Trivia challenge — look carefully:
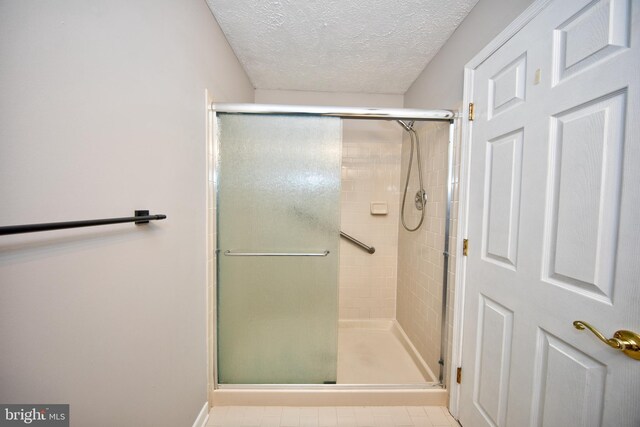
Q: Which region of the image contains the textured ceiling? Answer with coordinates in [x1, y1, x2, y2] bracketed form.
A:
[206, 0, 479, 94]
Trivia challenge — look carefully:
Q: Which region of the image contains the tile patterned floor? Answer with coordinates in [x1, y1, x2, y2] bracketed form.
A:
[206, 406, 459, 427]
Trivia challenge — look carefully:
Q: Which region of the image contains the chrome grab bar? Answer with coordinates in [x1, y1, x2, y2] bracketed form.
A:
[223, 250, 330, 257]
[340, 231, 375, 254]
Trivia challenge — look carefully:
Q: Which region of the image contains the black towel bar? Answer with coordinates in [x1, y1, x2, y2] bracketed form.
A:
[0, 210, 166, 236]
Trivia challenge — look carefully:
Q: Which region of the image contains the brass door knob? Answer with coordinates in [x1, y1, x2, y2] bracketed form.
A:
[573, 321, 640, 360]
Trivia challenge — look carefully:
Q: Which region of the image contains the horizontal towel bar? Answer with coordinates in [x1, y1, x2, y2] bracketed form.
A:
[0, 210, 166, 236]
[223, 250, 330, 257]
[340, 231, 375, 254]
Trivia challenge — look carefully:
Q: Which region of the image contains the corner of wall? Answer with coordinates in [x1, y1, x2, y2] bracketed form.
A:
[402, 0, 535, 110]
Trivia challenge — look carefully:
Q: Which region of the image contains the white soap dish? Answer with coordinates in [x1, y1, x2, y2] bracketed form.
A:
[370, 202, 388, 215]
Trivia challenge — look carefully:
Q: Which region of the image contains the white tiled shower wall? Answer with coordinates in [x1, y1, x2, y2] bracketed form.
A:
[339, 120, 403, 319]
[395, 120, 460, 380]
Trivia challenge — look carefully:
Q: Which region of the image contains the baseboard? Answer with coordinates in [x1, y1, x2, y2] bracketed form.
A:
[192, 402, 209, 427]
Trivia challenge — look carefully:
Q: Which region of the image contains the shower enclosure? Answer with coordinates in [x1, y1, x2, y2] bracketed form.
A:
[211, 104, 455, 393]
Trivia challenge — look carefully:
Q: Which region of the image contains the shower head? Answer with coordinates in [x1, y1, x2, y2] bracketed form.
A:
[397, 120, 414, 132]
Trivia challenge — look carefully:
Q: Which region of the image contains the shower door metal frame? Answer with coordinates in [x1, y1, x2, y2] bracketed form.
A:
[209, 104, 456, 392]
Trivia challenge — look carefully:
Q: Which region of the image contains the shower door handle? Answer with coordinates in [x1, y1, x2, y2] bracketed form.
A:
[223, 250, 330, 257]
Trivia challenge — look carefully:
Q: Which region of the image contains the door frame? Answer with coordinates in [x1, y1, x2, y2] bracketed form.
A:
[449, 0, 554, 417]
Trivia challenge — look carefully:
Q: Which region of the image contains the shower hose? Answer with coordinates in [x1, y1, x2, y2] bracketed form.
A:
[399, 121, 425, 232]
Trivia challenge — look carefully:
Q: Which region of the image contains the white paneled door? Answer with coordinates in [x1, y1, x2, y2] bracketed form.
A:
[459, 0, 639, 426]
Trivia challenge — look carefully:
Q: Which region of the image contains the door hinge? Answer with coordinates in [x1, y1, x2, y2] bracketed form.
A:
[463, 239, 469, 256]
[468, 102, 474, 121]
[456, 367, 462, 384]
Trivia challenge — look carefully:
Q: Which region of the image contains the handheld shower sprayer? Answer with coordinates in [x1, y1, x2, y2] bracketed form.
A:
[397, 120, 426, 232]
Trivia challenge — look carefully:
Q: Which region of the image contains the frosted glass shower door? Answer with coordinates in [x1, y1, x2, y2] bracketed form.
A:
[216, 114, 342, 384]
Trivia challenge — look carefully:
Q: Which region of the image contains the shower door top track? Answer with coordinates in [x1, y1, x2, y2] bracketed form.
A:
[211, 103, 454, 122]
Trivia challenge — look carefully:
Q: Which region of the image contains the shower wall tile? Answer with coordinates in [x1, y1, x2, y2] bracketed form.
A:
[396, 120, 459, 378]
[339, 120, 403, 320]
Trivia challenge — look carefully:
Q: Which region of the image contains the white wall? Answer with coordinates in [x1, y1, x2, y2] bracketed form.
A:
[404, 0, 535, 109]
[0, 1, 253, 426]
[255, 90, 404, 320]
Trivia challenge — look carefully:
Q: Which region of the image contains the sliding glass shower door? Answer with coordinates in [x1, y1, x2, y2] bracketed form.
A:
[216, 114, 342, 384]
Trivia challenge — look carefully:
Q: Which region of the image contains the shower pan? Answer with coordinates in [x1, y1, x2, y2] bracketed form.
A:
[209, 103, 455, 405]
